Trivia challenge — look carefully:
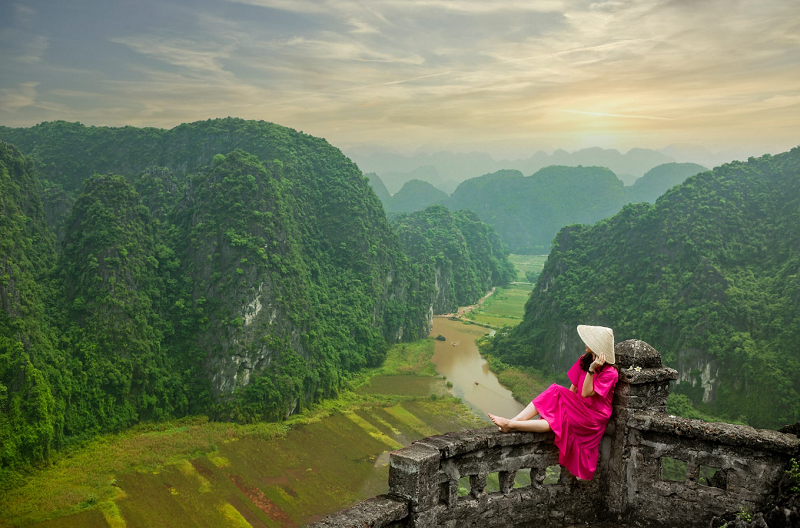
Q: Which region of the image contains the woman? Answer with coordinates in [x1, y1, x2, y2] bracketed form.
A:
[488, 325, 618, 481]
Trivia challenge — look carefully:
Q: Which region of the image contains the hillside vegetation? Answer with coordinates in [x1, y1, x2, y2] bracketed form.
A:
[392, 205, 516, 314]
[485, 148, 800, 428]
[0, 120, 514, 475]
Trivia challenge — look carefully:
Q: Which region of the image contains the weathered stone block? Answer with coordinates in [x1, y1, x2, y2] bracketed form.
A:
[307, 495, 408, 528]
[469, 473, 486, 498]
[615, 339, 663, 368]
[498, 470, 516, 494]
[389, 443, 441, 512]
[406, 507, 439, 528]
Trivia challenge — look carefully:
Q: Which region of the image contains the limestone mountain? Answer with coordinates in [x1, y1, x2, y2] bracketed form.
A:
[0, 120, 430, 467]
[627, 162, 707, 204]
[486, 148, 800, 429]
[348, 147, 676, 192]
[53, 174, 178, 438]
[445, 166, 626, 253]
[364, 172, 391, 205]
[386, 179, 448, 214]
[0, 119, 521, 472]
[391, 205, 516, 314]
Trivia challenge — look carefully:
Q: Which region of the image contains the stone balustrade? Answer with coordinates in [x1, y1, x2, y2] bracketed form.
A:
[310, 340, 800, 528]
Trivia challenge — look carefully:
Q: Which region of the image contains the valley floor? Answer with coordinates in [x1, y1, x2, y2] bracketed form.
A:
[0, 341, 483, 528]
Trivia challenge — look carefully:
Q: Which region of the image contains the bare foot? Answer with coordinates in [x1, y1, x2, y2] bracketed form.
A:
[488, 413, 511, 433]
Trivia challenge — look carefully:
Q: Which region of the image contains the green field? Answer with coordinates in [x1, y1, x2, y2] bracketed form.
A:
[507, 254, 548, 282]
[0, 339, 484, 528]
[466, 283, 534, 328]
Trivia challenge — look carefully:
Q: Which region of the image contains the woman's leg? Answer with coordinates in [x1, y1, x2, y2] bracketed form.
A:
[511, 401, 539, 422]
[487, 413, 552, 433]
[506, 418, 551, 433]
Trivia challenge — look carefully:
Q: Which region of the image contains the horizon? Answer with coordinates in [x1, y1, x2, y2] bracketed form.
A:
[1, 0, 799, 158]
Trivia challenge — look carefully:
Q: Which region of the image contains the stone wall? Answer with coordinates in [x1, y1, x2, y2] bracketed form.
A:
[310, 340, 800, 528]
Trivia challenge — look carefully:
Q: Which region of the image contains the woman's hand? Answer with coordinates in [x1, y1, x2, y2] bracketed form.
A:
[590, 352, 606, 372]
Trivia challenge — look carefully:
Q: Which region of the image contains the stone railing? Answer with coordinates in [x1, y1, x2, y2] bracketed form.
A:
[311, 340, 800, 528]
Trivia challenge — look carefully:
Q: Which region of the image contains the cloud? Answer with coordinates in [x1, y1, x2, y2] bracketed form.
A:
[14, 4, 36, 20]
[222, 0, 567, 14]
[0, 82, 39, 110]
[2, 0, 798, 153]
[0, 29, 49, 64]
[560, 110, 674, 121]
[110, 36, 235, 73]
[275, 36, 425, 64]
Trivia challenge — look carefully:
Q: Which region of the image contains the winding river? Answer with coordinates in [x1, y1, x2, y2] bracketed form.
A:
[430, 317, 524, 420]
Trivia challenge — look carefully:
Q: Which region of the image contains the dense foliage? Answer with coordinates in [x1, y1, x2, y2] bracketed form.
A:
[487, 148, 800, 428]
[53, 174, 181, 438]
[0, 119, 512, 474]
[0, 142, 58, 471]
[392, 205, 516, 314]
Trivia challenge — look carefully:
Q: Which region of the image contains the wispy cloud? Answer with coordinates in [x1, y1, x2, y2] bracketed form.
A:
[1, 0, 797, 153]
[222, 0, 566, 14]
[109, 36, 234, 73]
[561, 110, 674, 121]
[0, 82, 39, 110]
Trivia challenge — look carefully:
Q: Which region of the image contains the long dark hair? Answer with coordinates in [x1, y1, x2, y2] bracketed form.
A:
[580, 352, 618, 373]
[580, 352, 603, 373]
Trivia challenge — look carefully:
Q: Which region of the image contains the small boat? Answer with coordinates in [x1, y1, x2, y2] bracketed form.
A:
[474, 381, 479, 385]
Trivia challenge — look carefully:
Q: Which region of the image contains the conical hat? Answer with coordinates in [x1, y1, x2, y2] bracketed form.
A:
[577, 325, 615, 364]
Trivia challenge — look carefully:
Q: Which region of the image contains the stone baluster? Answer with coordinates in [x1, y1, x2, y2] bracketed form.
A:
[602, 339, 678, 517]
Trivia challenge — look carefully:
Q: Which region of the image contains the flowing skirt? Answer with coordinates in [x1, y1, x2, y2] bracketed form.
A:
[533, 384, 608, 480]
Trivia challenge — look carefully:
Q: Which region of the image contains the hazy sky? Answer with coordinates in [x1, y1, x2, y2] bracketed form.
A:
[1, 0, 798, 156]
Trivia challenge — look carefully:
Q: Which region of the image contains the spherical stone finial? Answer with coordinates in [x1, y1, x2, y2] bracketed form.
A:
[614, 339, 662, 369]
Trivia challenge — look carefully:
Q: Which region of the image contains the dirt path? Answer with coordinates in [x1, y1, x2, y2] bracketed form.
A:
[439, 287, 496, 320]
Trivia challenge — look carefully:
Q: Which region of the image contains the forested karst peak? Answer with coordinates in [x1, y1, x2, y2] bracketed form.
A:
[486, 147, 800, 428]
[391, 205, 516, 314]
[0, 120, 519, 474]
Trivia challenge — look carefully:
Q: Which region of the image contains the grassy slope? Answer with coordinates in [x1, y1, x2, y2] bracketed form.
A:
[0, 340, 483, 528]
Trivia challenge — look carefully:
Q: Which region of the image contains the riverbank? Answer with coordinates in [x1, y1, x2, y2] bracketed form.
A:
[0, 340, 484, 528]
[444, 275, 554, 406]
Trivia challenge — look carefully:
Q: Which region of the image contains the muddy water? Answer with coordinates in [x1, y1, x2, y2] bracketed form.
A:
[431, 317, 524, 420]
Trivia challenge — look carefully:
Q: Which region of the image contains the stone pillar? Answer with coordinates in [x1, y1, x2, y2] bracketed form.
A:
[388, 443, 441, 527]
[600, 339, 678, 517]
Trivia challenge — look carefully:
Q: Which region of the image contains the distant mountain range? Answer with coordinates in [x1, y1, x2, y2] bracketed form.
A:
[348, 145, 755, 195]
[367, 162, 708, 253]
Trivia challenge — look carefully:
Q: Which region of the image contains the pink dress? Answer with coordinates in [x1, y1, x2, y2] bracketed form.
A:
[532, 359, 618, 480]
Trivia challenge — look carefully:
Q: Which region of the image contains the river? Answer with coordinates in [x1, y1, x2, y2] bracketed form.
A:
[430, 317, 525, 420]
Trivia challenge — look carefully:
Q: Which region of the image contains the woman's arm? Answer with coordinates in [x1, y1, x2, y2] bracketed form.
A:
[581, 352, 607, 398]
[581, 371, 596, 398]
[569, 384, 577, 393]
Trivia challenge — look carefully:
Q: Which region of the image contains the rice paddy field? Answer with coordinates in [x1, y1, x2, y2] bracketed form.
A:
[507, 254, 548, 282]
[465, 283, 534, 328]
[0, 340, 485, 528]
